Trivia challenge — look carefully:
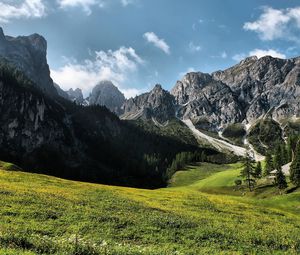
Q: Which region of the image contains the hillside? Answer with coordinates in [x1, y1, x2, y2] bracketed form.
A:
[0, 162, 299, 254]
[0, 60, 224, 188]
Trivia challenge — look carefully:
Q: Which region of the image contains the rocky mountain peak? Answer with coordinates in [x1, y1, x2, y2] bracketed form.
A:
[89, 80, 125, 114]
[240, 55, 258, 65]
[149, 84, 166, 98]
[67, 88, 84, 104]
[0, 28, 57, 96]
[183, 72, 212, 84]
[152, 83, 163, 92]
[147, 84, 173, 103]
[171, 72, 213, 105]
[26, 34, 47, 55]
[121, 84, 175, 122]
[68, 88, 83, 97]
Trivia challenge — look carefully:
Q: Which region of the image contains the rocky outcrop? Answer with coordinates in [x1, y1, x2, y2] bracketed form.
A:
[0, 27, 57, 96]
[0, 62, 196, 187]
[54, 84, 89, 106]
[67, 88, 85, 105]
[167, 56, 300, 130]
[212, 56, 300, 123]
[54, 83, 70, 99]
[122, 84, 175, 123]
[171, 72, 213, 104]
[171, 72, 243, 130]
[89, 81, 125, 114]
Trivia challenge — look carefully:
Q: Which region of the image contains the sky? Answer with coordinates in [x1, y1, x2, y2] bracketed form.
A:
[1, 0, 300, 98]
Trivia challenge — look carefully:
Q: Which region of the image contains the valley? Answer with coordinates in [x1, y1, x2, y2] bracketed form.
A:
[0, 161, 299, 254]
[0, 5, 300, 254]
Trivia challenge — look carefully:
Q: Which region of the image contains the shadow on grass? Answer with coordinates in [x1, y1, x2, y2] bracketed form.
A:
[180, 163, 202, 171]
[286, 186, 299, 194]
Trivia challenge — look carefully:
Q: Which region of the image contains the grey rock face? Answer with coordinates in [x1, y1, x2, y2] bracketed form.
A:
[54, 83, 70, 100]
[89, 81, 125, 114]
[54, 84, 88, 106]
[212, 55, 300, 123]
[67, 88, 85, 105]
[0, 27, 57, 96]
[171, 72, 243, 130]
[171, 72, 213, 104]
[122, 84, 175, 123]
[168, 56, 300, 130]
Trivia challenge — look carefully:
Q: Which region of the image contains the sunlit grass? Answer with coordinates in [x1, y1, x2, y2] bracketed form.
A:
[0, 162, 299, 254]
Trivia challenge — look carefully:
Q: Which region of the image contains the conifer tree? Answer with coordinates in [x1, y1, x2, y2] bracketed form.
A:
[287, 135, 299, 162]
[287, 136, 293, 162]
[280, 144, 288, 165]
[240, 151, 256, 191]
[273, 145, 283, 170]
[264, 152, 273, 176]
[201, 151, 206, 162]
[290, 140, 300, 186]
[276, 167, 287, 193]
[254, 161, 262, 179]
[273, 144, 283, 170]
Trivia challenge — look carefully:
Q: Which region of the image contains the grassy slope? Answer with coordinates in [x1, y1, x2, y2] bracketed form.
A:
[168, 163, 234, 188]
[171, 163, 300, 215]
[0, 163, 300, 254]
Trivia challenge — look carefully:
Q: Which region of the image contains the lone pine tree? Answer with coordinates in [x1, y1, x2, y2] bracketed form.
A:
[264, 152, 273, 177]
[254, 161, 262, 179]
[290, 140, 300, 186]
[276, 167, 288, 193]
[241, 151, 256, 191]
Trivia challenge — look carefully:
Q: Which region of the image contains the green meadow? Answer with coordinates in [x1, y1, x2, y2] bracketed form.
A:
[0, 162, 299, 254]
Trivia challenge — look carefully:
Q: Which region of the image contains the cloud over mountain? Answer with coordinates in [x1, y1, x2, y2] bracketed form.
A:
[51, 46, 144, 98]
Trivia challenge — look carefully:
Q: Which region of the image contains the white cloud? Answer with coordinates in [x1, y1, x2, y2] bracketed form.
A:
[57, 0, 136, 14]
[221, 51, 227, 59]
[211, 51, 227, 59]
[179, 67, 196, 78]
[232, 53, 247, 62]
[249, 49, 286, 59]
[143, 32, 170, 55]
[51, 46, 144, 98]
[243, 6, 300, 41]
[232, 49, 286, 62]
[188, 41, 201, 52]
[0, 0, 47, 23]
[121, 0, 137, 6]
[57, 0, 104, 15]
[120, 88, 145, 98]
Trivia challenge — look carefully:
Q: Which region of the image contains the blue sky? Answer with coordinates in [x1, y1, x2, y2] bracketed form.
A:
[1, 0, 300, 97]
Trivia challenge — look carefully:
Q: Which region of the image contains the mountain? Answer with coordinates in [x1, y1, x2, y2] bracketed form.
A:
[1, 60, 216, 187]
[0, 27, 57, 96]
[54, 83, 88, 105]
[171, 72, 243, 130]
[66, 88, 85, 105]
[120, 55, 300, 157]
[89, 81, 125, 114]
[212, 56, 300, 123]
[54, 82, 70, 99]
[122, 84, 175, 123]
[124, 55, 300, 132]
[0, 28, 225, 188]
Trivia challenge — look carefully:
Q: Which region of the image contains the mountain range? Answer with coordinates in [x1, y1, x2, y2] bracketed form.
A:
[1, 28, 300, 186]
[123, 55, 300, 129]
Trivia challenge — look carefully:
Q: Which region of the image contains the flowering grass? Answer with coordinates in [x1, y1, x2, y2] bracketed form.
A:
[0, 162, 299, 254]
